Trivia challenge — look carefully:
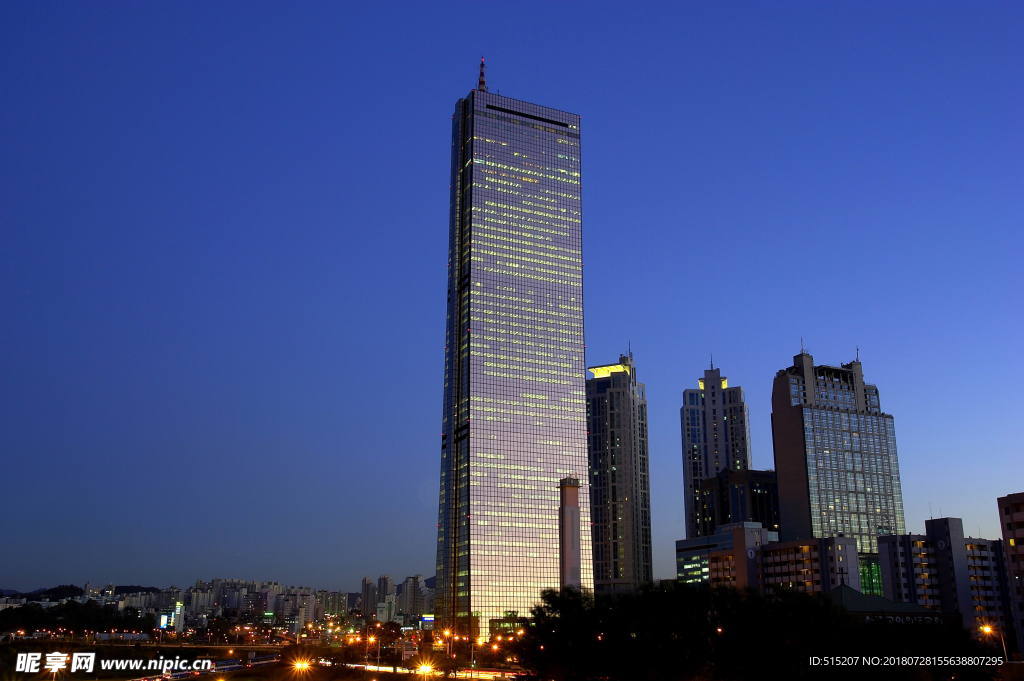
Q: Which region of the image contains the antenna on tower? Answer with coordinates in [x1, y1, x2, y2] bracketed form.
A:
[855, 345, 860, 362]
[710, 352, 714, 370]
[478, 57, 487, 92]
[800, 336, 806, 354]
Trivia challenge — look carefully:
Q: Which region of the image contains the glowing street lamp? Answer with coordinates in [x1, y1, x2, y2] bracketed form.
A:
[979, 624, 1008, 659]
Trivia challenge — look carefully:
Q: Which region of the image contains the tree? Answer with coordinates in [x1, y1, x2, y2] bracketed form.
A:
[513, 583, 997, 681]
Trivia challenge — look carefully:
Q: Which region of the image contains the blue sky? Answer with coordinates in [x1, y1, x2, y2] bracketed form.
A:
[1, 1, 1021, 591]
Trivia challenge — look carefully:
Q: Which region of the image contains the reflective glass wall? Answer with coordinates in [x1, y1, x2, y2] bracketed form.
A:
[437, 90, 592, 635]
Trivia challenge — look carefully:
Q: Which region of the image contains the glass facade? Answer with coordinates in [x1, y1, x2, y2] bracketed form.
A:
[772, 354, 906, 596]
[436, 88, 592, 636]
[801, 404, 905, 554]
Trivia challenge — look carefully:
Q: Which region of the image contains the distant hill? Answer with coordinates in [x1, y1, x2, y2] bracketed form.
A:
[113, 585, 160, 595]
[4, 585, 84, 600]
[34, 585, 84, 600]
[3, 584, 162, 600]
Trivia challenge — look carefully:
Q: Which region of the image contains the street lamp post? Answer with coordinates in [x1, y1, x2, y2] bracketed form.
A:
[980, 624, 1008, 660]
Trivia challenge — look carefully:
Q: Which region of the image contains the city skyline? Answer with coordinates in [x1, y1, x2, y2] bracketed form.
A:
[2, 2, 1022, 592]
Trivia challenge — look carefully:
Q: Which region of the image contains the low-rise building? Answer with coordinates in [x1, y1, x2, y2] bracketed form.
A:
[676, 522, 778, 587]
[878, 517, 1012, 636]
[758, 535, 861, 594]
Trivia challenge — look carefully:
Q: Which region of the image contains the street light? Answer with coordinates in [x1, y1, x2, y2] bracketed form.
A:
[979, 624, 1008, 659]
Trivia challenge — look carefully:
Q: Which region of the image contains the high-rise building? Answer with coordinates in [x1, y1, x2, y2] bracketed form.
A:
[771, 352, 906, 594]
[997, 492, 1024, 653]
[693, 468, 780, 537]
[377, 575, 394, 602]
[398, 576, 424, 617]
[681, 366, 752, 539]
[319, 591, 348, 617]
[586, 355, 652, 593]
[360, 577, 376, 618]
[879, 517, 1012, 635]
[435, 63, 592, 635]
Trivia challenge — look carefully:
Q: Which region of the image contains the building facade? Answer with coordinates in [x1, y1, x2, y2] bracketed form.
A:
[398, 576, 424, 618]
[436, 69, 593, 635]
[694, 468, 780, 537]
[681, 367, 752, 539]
[998, 493, 1024, 653]
[675, 524, 858, 594]
[758, 536, 861, 594]
[771, 352, 906, 594]
[676, 522, 778, 587]
[879, 517, 1012, 636]
[586, 355, 652, 593]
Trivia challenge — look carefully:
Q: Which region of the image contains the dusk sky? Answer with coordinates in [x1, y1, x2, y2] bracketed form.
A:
[2, 1, 1021, 592]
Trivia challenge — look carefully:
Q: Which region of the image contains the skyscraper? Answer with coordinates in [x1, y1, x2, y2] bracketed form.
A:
[586, 355, 653, 593]
[377, 575, 394, 603]
[680, 366, 752, 539]
[359, 577, 376, 618]
[771, 351, 906, 594]
[436, 63, 592, 635]
[398, 575, 424, 618]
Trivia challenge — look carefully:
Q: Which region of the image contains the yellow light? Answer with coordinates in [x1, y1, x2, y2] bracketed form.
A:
[588, 364, 630, 379]
[416, 664, 433, 674]
[491, 644, 499, 651]
[293, 660, 311, 671]
[443, 629, 451, 637]
[980, 625, 993, 634]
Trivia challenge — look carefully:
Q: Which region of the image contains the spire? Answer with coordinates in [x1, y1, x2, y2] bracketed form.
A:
[855, 345, 860, 362]
[800, 336, 806, 354]
[709, 352, 714, 370]
[478, 57, 487, 92]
